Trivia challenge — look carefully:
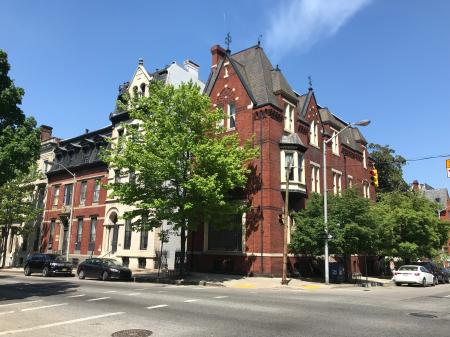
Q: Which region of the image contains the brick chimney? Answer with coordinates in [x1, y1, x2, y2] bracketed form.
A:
[40, 125, 53, 142]
[412, 180, 419, 192]
[211, 45, 226, 67]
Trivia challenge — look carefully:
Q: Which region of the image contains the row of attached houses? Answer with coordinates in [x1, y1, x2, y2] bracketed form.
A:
[2, 43, 374, 276]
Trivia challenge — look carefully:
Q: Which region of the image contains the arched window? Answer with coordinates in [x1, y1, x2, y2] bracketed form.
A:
[140, 83, 146, 97]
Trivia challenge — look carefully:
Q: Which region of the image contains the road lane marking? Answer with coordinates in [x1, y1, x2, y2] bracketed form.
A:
[0, 312, 125, 336]
[444, 295, 450, 298]
[87, 297, 110, 302]
[133, 288, 145, 291]
[67, 294, 85, 298]
[103, 290, 117, 294]
[0, 311, 15, 316]
[0, 300, 42, 307]
[146, 304, 168, 310]
[21, 303, 68, 312]
[213, 296, 228, 299]
[127, 293, 141, 296]
[183, 299, 199, 303]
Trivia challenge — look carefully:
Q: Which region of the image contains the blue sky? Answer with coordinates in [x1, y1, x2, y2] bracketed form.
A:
[1, 0, 450, 189]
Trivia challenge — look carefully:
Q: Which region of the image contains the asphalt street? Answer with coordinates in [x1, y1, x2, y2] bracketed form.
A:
[0, 272, 449, 337]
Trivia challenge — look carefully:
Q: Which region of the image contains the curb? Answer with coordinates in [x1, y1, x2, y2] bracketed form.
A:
[132, 276, 224, 287]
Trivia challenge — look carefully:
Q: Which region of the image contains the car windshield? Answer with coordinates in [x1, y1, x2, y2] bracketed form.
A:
[103, 259, 122, 267]
[398, 266, 418, 271]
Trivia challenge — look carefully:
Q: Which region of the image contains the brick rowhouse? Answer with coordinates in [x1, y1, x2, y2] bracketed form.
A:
[188, 43, 375, 276]
[41, 126, 112, 262]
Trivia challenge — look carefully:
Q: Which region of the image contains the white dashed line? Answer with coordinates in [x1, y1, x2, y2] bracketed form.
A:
[127, 293, 141, 296]
[0, 312, 125, 336]
[444, 295, 450, 298]
[87, 297, 110, 302]
[103, 290, 117, 294]
[0, 311, 15, 316]
[183, 299, 199, 303]
[146, 304, 168, 310]
[213, 296, 228, 299]
[21, 303, 68, 312]
[0, 300, 42, 308]
[67, 294, 85, 298]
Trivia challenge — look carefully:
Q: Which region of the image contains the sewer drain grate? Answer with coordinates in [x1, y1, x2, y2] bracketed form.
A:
[112, 329, 153, 337]
[409, 312, 437, 318]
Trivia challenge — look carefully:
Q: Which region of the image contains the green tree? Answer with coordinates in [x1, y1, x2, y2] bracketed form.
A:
[290, 189, 376, 256]
[371, 191, 449, 263]
[0, 49, 40, 187]
[368, 144, 409, 193]
[103, 81, 258, 275]
[0, 169, 42, 268]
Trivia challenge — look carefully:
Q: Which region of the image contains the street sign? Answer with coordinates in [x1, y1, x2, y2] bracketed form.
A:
[447, 159, 450, 178]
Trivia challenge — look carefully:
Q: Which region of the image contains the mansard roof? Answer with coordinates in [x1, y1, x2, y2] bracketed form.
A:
[47, 125, 112, 176]
[204, 45, 297, 109]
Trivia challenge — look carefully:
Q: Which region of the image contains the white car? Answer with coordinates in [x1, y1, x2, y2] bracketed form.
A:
[393, 265, 436, 287]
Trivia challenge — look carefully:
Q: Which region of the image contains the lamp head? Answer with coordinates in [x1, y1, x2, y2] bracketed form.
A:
[354, 120, 370, 127]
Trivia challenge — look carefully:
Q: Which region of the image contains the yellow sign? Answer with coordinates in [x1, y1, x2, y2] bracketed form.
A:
[447, 159, 450, 178]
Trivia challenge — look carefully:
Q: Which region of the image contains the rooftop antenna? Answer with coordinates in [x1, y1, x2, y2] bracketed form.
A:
[225, 32, 232, 54]
[257, 34, 263, 46]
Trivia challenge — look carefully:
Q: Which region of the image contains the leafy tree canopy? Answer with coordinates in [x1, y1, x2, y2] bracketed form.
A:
[0, 50, 40, 186]
[368, 143, 409, 193]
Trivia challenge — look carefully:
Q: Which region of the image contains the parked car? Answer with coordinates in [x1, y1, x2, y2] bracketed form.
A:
[393, 265, 436, 287]
[414, 261, 443, 284]
[24, 253, 73, 277]
[440, 268, 450, 283]
[77, 258, 132, 281]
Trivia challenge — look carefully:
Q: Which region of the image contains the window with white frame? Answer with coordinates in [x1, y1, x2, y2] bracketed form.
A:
[348, 175, 353, 188]
[363, 181, 370, 199]
[217, 105, 224, 128]
[284, 103, 295, 133]
[332, 170, 342, 195]
[331, 128, 339, 155]
[227, 103, 236, 130]
[281, 150, 305, 184]
[363, 148, 367, 169]
[310, 120, 318, 146]
[311, 163, 320, 193]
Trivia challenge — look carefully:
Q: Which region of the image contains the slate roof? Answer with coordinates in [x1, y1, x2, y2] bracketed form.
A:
[279, 133, 306, 150]
[47, 125, 112, 176]
[422, 188, 449, 210]
[204, 45, 297, 109]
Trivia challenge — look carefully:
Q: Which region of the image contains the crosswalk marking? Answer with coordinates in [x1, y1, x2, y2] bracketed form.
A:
[67, 294, 85, 298]
[127, 293, 141, 296]
[213, 296, 228, 299]
[21, 303, 68, 312]
[183, 299, 199, 303]
[87, 297, 110, 302]
[146, 304, 168, 310]
[103, 290, 117, 294]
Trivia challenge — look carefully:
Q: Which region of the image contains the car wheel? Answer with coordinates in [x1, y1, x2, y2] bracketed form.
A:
[102, 271, 109, 281]
[42, 267, 49, 277]
[78, 270, 85, 279]
[24, 266, 31, 276]
[422, 278, 427, 287]
[395, 282, 402, 286]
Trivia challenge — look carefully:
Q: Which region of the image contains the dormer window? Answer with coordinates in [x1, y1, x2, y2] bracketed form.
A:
[284, 103, 294, 133]
[82, 148, 90, 163]
[310, 120, 319, 146]
[227, 103, 236, 130]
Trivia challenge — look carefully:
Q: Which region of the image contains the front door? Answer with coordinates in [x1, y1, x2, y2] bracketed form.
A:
[61, 221, 69, 256]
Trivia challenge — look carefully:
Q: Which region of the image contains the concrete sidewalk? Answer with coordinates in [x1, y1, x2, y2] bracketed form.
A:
[0, 267, 394, 289]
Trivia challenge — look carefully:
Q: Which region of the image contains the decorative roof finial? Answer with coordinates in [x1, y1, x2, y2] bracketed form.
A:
[138, 58, 144, 66]
[308, 75, 313, 90]
[257, 34, 263, 46]
[225, 32, 232, 54]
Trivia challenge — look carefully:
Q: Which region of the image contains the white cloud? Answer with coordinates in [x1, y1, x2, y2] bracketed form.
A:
[265, 0, 372, 61]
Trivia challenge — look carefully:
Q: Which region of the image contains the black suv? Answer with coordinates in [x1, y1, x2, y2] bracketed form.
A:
[77, 258, 132, 281]
[414, 261, 444, 284]
[24, 253, 73, 277]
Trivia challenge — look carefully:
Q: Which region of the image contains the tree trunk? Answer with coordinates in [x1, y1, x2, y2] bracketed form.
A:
[179, 227, 186, 277]
[1, 226, 10, 269]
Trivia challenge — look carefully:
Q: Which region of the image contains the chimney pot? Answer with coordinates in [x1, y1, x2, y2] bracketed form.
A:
[40, 125, 53, 142]
[138, 58, 144, 66]
[211, 44, 227, 67]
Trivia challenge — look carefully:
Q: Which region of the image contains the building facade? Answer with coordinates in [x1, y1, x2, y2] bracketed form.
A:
[188, 44, 375, 276]
[41, 126, 111, 264]
[104, 58, 205, 270]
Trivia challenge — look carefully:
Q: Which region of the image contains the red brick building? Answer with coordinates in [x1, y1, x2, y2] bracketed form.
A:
[41, 126, 112, 262]
[188, 44, 374, 276]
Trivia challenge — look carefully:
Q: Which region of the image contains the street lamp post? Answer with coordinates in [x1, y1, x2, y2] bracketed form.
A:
[45, 160, 76, 261]
[281, 155, 294, 285]
[323, 120, 370, 284]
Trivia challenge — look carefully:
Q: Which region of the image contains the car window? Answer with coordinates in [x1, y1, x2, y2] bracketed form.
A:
[32, 254, 42, 261]
[398, 266, 418, 271]
[420, 267, 428, 273]
[102, 259, 122, 267]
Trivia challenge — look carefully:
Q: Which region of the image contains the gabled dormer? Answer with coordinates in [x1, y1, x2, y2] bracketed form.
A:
[298, 87, 321, 148]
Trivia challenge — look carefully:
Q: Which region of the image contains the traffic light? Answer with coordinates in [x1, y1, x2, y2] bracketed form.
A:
[370, 168, 379, 187]
[278, 213, 284, 225]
